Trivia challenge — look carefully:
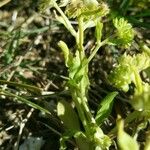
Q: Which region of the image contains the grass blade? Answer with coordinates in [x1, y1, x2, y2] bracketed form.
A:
[0, 90, 51, 115]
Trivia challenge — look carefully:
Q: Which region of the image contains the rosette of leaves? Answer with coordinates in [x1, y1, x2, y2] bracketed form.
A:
[108, 51, 150, 92]
[110, 18, 134, 48]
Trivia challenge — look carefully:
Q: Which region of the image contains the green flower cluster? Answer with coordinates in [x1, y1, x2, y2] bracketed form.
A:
[108, 52, 150, 92]
[108, 54, 134, 92]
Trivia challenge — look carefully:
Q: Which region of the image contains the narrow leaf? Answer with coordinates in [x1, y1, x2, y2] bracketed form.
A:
[0, 90, 51, 115]
[0, 80, 42, 94]
[95, 92, 118, 125]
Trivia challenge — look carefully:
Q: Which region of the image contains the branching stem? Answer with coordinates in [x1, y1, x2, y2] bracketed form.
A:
[54, 2, 77, 37]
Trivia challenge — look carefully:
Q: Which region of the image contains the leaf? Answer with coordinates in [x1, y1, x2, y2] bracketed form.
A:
[57, 100, 80, 130]
[0, 90, 51, 115]
[58, 40, 73, 67]
[95, 92, 118, 125]
[0, 80, 41, 94]
[117, 117, 139, 150]
[60, 130, 91, 150]
[54, 13, 68, 29]
[113, 17, 134, 47]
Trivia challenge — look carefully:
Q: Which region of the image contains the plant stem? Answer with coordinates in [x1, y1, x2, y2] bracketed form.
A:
[87, 39, 108, 63]
[71, 89, 89, 132]
[53, 2, 77, 37]
[77, 16, 97, 132]
[132, 67, 143, 94]
[78, 16, 84, 60]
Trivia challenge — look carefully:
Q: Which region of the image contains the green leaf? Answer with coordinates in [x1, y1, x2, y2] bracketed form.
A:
[0, 80, 41, 94]
[57, 99, 80, 130]
[0, 90, 51, 115]
[117, 118, 139, 150]
[113, 17, 134, 47]
[95, 92, 118, 125]
[58, 40, 73, 67]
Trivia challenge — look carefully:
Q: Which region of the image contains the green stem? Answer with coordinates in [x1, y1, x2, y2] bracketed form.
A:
[80, 94, 96, 124]
[77, 16, 95, 131]
[87, 39, 108, 63]
[73, 39, 108, 79]
[71, 90, 89, 132]
[78, 16, 84, 60]
[53, 2, 77, 37]
[132, 67, 143, 94]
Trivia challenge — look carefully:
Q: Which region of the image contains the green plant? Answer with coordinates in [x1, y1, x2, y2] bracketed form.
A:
[1, 0, 149, 149]
[38, 0, 138, 149]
